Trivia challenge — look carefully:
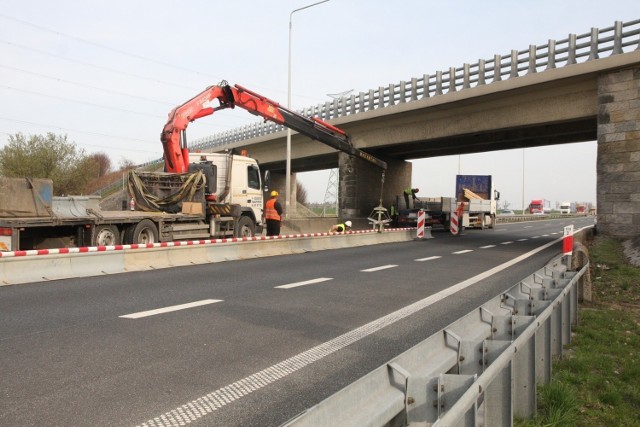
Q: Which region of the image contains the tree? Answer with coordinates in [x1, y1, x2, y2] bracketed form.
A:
[88, 152, 112, 177]
[0, 133, 97, 195]
[296, 181, 308, 206]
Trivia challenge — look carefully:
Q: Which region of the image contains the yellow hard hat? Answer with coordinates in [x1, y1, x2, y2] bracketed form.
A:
[270, 190, 279, 197]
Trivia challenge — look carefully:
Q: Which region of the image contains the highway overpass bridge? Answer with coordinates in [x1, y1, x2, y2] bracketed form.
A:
[187, 20, 640, 238]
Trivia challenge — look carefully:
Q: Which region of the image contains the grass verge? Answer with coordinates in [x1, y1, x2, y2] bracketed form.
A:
[517, 236, 640, 426]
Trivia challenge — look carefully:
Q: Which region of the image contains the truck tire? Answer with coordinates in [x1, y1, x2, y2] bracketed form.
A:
[489, 214, 496, 229]
[125, 219, 158, 245]
[93, 225, 120, 247]
[234, 216, 255, 238]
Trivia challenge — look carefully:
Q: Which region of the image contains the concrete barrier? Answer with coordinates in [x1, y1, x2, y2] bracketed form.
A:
[0, 230, 414, 286]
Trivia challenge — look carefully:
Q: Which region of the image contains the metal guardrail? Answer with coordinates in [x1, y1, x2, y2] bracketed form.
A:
[281, 254, 587, 426]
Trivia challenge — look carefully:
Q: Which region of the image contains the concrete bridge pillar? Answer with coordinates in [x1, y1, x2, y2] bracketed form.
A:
[338, 153, 411, 219]
[597, 67, 640, 238]
[267, 172, 297, 217]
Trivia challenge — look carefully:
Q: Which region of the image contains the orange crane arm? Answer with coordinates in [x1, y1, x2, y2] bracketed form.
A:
[160, 81, 387, 173]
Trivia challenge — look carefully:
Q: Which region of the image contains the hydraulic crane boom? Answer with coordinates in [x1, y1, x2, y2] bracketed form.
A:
[161, 81, 387, 174]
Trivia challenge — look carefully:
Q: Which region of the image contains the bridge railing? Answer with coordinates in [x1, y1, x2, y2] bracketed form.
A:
[188, 19, 639, 153]
[96, 19, 639, 197]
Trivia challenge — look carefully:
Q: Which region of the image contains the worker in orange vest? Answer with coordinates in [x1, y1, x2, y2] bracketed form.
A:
[265, 190, 283, 236]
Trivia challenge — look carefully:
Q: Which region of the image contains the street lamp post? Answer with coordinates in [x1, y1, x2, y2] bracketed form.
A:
[286, 0, 330, 219]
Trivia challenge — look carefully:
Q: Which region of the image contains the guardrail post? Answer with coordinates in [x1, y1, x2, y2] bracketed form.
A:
[527, 45, 537, 74]
[588, 27, 600, 60]
[483, 361, 512, 426]
[463, 63, 471, 89]
[546, 39, 556, 69]
[493, 54, 502, 82]
[438, 373, 477, 425]
[422, 74, 430, 98]
[368, 89, 375, 110]
[399, 81, 406, 104]
[448, 67, 457, 92]
[567, 33, 577, 64]
[513, 336, 537, 418]
[510, 50, 519, 78]
[535, 315, 553, 385]
[477, 59, 486, 85]
[612, 21, 623, 54]
[410, 77, 418, 101]
[435, 71, 443, 95]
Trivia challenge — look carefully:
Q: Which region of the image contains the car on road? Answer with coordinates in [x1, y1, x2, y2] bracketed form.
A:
[498, 209, 515, 216]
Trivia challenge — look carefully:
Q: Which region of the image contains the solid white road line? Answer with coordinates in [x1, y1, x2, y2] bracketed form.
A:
[415, 256, 442, 262]
[275, 278, 333, 289]
[361, 265, 398, 272]
[452, 250, 473, 254]
[120, 299, 222, 319]
[137, 235, 565, 427]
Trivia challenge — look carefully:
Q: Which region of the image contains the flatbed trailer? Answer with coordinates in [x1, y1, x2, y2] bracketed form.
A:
[397, 197, 456, 230]
[0, 177, 254, 252]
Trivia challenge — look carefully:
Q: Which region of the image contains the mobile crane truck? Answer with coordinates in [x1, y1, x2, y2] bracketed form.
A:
[0, 81, 387, 251]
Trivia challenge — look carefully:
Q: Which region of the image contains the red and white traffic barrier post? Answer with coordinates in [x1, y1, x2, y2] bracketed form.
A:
[450, 203, 465, 236]
[415, 209, 432, 240]
[563, 224, 574, 267]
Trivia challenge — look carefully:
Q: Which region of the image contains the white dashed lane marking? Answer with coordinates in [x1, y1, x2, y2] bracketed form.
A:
[480, 245, 496, 249]
[415, 256, 442, 262]
[361, 265, 398, 272]
[119, 299, 222, 319]
[275, 278, 333, 289]
[137, 236, 564, 427]
[500, 241, 514, 245]
[452, 250, 473, 254]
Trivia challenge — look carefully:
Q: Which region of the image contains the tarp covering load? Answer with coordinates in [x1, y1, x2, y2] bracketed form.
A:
[0, 177, 53, 218]
[455, 175, 492, 202]
[127, 170, 205, 213]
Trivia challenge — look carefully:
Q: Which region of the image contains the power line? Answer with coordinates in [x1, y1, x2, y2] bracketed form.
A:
[0, 116, 158, 152]
[0, 12, 222, 81]
[1, 85, 163, 119]
[0, 13, 325, 104]
[0, 38, 195, 90]
[0, 63, 174, 106]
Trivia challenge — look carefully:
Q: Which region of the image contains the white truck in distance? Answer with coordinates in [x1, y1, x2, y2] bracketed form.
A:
[560, 202, 573, 214]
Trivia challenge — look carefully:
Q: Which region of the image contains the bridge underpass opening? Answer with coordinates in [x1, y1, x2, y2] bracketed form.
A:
[295, 142, 596, 216]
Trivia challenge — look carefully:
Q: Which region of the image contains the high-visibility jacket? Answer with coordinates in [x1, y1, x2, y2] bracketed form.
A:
[265, 198, 281, 221]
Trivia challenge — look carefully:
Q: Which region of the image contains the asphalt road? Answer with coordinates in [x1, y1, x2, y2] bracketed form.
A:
[0, 217, 595, 427]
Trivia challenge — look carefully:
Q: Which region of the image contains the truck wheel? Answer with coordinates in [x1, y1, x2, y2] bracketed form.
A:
[93, 225, 120, 246]
[234, 216, 255, 238]
[126, 219, 158, 245]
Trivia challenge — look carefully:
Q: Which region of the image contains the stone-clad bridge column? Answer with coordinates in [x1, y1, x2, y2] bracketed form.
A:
[597, 67, 640, 238]
[338, 153, 411, 219]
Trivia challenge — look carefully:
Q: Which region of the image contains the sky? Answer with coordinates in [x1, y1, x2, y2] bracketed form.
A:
[0, 1, 637, 210]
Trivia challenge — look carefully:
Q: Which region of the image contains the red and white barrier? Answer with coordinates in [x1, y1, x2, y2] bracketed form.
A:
[563, 224, 574, 255]
[417, 210, 425, 239]
[450, 211, 459, 235]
